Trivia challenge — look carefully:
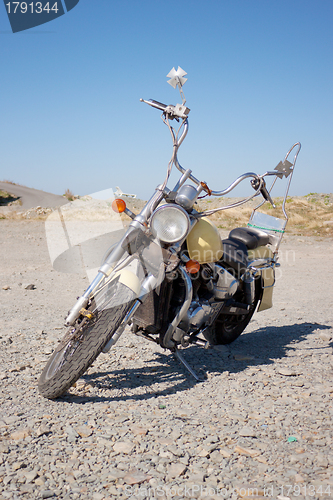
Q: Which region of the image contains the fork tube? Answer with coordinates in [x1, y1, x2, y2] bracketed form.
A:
[162, 265, 193, 348]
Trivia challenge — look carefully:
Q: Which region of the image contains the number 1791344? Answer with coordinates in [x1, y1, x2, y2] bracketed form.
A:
[5, 2, 59, 14]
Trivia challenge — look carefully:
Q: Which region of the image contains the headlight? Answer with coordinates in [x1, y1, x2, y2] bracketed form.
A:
[150, 204, 190, 244]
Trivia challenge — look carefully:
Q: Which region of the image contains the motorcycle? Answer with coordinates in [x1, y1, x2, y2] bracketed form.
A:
[38, 67, 301, 399]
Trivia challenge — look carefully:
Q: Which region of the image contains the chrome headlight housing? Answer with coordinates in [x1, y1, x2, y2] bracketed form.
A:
[150, 204, 190, 244]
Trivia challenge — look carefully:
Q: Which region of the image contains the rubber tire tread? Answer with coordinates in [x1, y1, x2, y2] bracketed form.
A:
[209, 281, 262, 345]
[38, 284, 134, 399]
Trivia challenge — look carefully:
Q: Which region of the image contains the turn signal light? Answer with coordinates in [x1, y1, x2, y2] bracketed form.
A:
[112, 198, 126, 213]
[186, 259, 200, 274]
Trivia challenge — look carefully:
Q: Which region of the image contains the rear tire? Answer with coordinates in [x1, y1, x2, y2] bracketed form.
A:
[38, 282, 135, 399]
[207, 281, 262, 345]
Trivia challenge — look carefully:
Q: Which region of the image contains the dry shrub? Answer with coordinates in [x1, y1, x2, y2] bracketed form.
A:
[63, 189, 75, 201]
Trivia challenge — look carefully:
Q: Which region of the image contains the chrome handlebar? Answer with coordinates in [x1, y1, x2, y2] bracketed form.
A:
[141, 97, 297, 212]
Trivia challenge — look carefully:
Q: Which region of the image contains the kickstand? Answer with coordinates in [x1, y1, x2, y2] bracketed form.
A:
[173, 347, 205, 382]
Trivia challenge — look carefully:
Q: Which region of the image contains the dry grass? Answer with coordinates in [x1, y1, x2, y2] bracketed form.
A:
[0, 189, 332, 237]
[196, 195, 333, 238]
[63, 188, 75, 201]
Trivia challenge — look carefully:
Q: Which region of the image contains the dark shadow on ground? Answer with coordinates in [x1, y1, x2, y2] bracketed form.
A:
[59, 321, 332, 405]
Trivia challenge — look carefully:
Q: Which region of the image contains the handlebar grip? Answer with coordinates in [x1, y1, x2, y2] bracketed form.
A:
[140, 99, 168, 112]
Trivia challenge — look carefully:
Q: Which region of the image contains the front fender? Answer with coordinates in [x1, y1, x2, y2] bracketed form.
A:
[113, 269, 141, 296]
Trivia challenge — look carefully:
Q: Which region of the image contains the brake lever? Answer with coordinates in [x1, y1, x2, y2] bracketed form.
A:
[140, 99, 190, 120]
[251, 178, 276, 208]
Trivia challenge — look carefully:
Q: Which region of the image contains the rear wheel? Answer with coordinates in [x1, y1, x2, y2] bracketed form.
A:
[207, 281, 262, 345]
[38, 282, 135, 399]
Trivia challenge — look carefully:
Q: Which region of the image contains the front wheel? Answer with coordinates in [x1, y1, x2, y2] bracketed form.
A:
[38, 282, 135, 399]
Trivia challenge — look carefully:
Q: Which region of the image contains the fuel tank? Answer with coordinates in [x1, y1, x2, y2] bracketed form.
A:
[186, 217, 223, 264]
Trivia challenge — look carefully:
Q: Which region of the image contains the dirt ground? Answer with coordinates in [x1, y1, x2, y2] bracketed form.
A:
[1, 218, 333, 499]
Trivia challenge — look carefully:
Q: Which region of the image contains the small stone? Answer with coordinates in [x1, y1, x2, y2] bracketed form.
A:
[277, 367, 298, 376]
[234, 445, 261, 457]
[92, 494, 104, 500]
[113, 441, 134, 454]
[167, 463, 187, 478]
[35, 477, 46, 486]
[106, 469, 126, 481]
[12, 462, 26, 471]
[41, 491, 55, 499]
[168, 444, 184, 457]
[24, 284, 36, 290]
[198, 449, 210, 457]
[0, 443, 9, 453]
[75, 378, 90, 389]
[10, 428, 32, 440]
[36, 424, 51, 437]
[234, 354, 255, 361]
[319, 332, 332, 341]
[239, 427, 257, 438]
[316, 453, 329, 467]
[256, 456, 268, 464]
[2, 285, 10, 290]
[187, 472, 205, 483]
[209, 450, 222, 464]
[25, 470, 38, 482]
[75, 425, 93, 438]
[130, 425, 148, 436]
[158, 437, 173, 446]
[219, 448, 232, 458]
[290, 380, 304, 387]
[123, 470, 152, 485]
[65, 426, 79, 438]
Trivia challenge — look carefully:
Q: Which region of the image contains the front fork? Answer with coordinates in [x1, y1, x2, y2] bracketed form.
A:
[102, 263, 194, 353]
[65, 188, 165, 326]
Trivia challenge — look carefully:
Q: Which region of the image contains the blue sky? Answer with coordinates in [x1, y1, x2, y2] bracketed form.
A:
[1, 0, 332, 200]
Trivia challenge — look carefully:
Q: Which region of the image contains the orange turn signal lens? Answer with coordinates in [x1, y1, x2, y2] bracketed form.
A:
[186, 259, 200, 274]
[112, 198, 126, 213]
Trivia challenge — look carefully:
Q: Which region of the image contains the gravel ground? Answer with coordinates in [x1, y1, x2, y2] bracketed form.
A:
[1, 220, 333, 500]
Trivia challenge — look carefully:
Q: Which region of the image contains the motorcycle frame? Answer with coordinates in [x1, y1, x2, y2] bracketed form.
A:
[65, 107, 300, 347]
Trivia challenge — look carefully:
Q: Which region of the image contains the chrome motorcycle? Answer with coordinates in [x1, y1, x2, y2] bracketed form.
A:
[39, 67, 301, 399]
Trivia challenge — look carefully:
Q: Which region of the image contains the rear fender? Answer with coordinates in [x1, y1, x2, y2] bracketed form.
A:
[248, 246, 275, 312]
[257, 270, 274, 311]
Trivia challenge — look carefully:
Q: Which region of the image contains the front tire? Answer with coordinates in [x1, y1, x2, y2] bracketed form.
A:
[38, 282, 135, 399]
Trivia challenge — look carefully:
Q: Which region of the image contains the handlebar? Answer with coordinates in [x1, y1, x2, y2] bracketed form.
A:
[140, 99, 168, 112]
[141, 95, 299, 216]
[140, 98, 190, 120]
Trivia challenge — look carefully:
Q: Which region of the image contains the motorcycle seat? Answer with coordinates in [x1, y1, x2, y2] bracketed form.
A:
[221, 238, 248, 275]
[228, 227, 270, 250]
